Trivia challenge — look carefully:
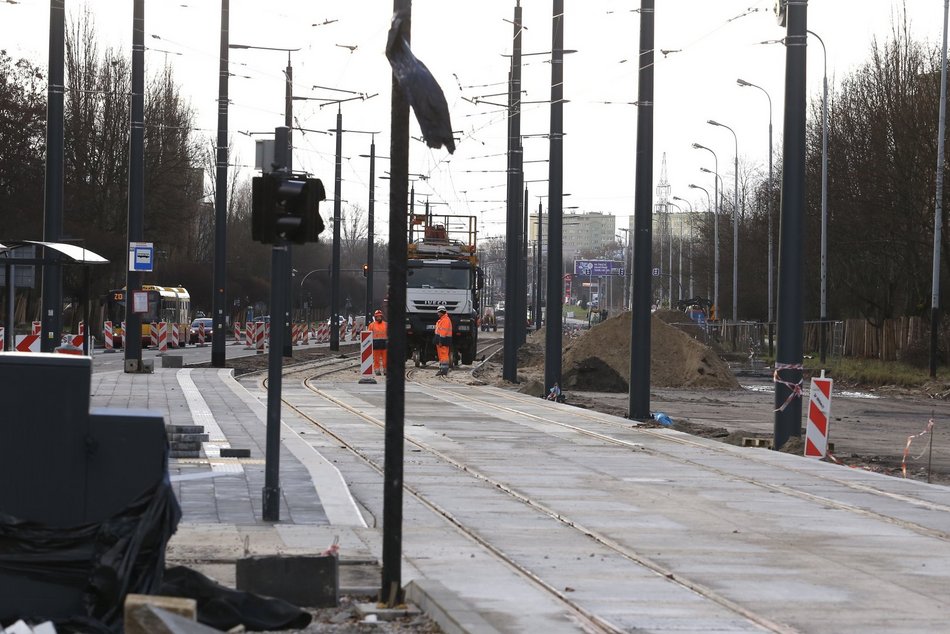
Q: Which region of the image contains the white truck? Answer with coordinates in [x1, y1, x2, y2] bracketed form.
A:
[406, 215, 483, 366]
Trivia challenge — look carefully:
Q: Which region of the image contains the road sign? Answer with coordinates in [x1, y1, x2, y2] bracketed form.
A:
[652, 267, 660, 277]
[128, 242, 154, 272]
[574, 260, 625, 276]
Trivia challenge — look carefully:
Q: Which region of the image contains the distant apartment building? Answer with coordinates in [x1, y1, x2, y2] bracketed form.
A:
[529, 211, 617, 256]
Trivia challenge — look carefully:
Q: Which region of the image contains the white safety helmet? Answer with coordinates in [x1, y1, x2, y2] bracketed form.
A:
[436, 305, 447, 313]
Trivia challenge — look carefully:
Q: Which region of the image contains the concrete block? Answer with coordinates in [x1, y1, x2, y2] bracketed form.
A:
[220, 448, 251, 458]
[126, 605, 220, 634]
[236, 554, 338, 608]
[141, 358, 154, 373]
[124, 595, 196, 634]
[162, 355, 183, 368]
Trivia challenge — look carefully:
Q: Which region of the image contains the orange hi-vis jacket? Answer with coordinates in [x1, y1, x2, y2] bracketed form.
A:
[368, 319, 387, 349]
[434, 313, 452, 346]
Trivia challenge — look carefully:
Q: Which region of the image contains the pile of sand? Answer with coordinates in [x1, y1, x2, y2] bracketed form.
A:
[555, 311, 739, 392]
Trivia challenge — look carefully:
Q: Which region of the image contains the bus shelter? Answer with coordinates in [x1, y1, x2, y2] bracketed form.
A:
[0, 240, 109, 354]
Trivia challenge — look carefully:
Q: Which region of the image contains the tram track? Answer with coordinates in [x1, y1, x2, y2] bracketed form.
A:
[427, 385, 950, 541]
[284, 373, 794, 634]
[246, 337, 946, 630]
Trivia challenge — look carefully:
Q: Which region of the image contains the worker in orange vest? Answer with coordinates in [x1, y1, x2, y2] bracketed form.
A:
[434, 305, 453, 376]
[368, 309, 388, 375]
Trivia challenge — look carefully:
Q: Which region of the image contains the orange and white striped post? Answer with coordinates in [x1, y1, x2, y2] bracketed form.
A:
[358, 331, 377, 384]
[171, 322, 180, 348]
[197, 322, 206, 346]
[233, 321, 242, 344]
[805, 372, 833, 458]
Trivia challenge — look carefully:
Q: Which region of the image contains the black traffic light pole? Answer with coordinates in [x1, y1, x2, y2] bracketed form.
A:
[123, 0, 144, 366]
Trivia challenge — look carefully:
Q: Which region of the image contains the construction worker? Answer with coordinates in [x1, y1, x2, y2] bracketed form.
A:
[434, 305, 452, 376]
[368, 309, 388, 375]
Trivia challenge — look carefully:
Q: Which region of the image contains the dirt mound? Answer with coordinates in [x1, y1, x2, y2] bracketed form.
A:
[561, 311, 739, 391]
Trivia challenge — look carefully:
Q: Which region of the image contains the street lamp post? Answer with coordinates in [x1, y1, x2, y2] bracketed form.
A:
[691, 143, 719, 319]
[689, 184, 712, 302]
[707, 119, 739, 325]
[668, 201, 684, 301]
[672, 196, 693, 298]
[737, 78, 775, 355]
[807, 30, 830, 363]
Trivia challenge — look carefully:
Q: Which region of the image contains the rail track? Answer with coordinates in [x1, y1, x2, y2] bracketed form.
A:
[246, 336, 948, 631]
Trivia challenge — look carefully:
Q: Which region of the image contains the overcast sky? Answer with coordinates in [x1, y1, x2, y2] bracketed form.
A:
[2, 1, 946, 240]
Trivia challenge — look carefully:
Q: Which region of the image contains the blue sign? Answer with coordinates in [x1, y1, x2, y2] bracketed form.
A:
[573, 259, 625, 276]
[128, 242, 154, 272]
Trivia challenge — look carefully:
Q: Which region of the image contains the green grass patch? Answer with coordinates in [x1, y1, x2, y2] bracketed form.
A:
[803, 357, 942, 387]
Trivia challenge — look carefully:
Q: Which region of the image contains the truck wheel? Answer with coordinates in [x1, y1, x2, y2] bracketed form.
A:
[461, 347, 475, 365]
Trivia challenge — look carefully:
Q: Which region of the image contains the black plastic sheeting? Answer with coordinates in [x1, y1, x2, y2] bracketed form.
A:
[161, 566, 312, 631]
[0, 475, 181, 633]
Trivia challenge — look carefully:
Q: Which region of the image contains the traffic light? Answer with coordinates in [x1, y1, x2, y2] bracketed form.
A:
[252, 173, 327, 245]
[362, 264, 369, 278]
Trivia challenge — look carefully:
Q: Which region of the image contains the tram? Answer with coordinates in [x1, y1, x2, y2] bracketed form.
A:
[103, 285, 191, 347]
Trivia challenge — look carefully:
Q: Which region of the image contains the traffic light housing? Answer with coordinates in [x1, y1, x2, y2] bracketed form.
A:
[252, 173, 327, 244]
[362, 264, 369, 278]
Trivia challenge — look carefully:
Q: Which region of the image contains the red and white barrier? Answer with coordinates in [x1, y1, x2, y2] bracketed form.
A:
[31, 321, 41, 335]
[256, 322, 266, 353]
[301, 322, 309, 345]
[104, 321, 114, 351]
[197, 322, 207, 346]
[805, 373, 833, 458]
[15, 334, 40, 352]
[150, 322, 158, 348]
[158, 322, 168, 354]
[315, 322, 329, 343]
[0, 326, 4, 350]
[245, 321, 255, 349]
[233, 322, 242, 344]
[119, 322, 126, 348]
[171, 323, 180, 348]
[358, 331, 376, 384]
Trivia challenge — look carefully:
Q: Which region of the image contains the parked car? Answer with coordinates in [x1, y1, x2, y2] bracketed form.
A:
[189, 317, 213, 341]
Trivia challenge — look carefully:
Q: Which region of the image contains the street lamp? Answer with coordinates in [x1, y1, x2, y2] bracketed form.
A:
[672, 196, 693, 298]
[689, 184, 714, 304]
[668, 201, 684, 301]
[707, 119, 739, 324]
[737, 77, 775, 346]
[807, 30, 830, 362]
[692, 143, 719, 319]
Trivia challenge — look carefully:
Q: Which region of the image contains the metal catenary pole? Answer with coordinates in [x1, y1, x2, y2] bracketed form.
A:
[503, 1, 523, 382]
[211, 1, 230, 367]
[629, 0, 654, 421]
[544, 0, 565, 393]
[123, 0, 144, 365]
[330, 107, 343, 351]
[931, 0, 949, 378]
[774, 0, 808, 449]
